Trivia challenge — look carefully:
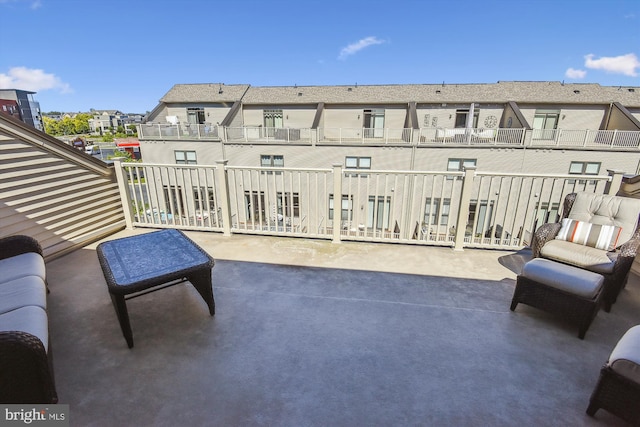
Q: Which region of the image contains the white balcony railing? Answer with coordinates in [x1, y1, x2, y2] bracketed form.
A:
[114, 160, 620, 251]
[138, 123, 220, 140]
[138, 124, 640, 150]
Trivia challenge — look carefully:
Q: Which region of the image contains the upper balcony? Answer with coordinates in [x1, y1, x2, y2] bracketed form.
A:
[138, 124, 640, 150]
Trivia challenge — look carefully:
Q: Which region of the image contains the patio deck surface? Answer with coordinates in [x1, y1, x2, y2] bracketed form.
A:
[45, 229, 640, 426]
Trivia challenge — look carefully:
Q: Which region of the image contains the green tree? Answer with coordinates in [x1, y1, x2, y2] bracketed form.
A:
[109, 149, 132, 161]
[43, 116, 60, 135]
[102, 132, 114, 142]
[127, 124, 138, 136]
[58, 116, 75, 135]
[73, 113, 91, 134]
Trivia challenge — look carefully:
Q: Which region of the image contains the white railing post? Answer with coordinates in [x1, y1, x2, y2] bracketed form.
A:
[612, 129, 618, 147]
[583, 130, 589, 147]
[112, 158, 134, 229]
[197, 124, 201, 139]
[605, 169, 625, 195]
[215, 160, 233, 236]
[453, 166, 476, 251]
[332, 163, 343, 243]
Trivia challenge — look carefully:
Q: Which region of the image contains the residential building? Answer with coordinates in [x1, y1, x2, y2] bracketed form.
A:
[88, 109, 144, 134]
[0, 99, 21, 120]
[0, 89, 43, 131]
[88, 109, 125, 134]
[139, 81, 640, 177]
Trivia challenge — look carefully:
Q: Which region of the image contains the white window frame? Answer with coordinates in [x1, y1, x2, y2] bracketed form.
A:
[175, 150, 197, 165]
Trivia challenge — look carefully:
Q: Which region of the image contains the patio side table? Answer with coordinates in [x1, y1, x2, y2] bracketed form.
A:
[97, 229, 215, 348]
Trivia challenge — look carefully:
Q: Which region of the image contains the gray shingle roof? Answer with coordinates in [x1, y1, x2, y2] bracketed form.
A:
[242, 82, 640, 106]
[160, 83, 250, 103]
[159, 82, 640, 106]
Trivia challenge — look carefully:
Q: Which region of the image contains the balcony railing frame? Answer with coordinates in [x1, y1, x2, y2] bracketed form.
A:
[138, 125, 640, 150]
[114, 159, 623, 251]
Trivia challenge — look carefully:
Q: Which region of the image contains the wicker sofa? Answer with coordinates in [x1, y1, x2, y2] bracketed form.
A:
[0, 235, 57, 403]
[532, 192, 640, 312]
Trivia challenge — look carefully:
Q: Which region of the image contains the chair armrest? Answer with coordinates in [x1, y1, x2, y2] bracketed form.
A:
[531, 222, 562, 258]
[0, 235, 43, 261]
[612, 237, 640, 277]
[0, 331, 57, 403]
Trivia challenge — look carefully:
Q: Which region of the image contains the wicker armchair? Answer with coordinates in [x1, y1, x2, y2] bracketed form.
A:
[0, 235, 58, 403]
[532, 192, 640, 312]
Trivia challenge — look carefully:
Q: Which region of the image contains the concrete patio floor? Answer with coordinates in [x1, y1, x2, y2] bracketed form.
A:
[45, 229, 640, 426]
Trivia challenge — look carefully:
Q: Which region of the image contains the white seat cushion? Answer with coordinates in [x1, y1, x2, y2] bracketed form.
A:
[609, 325, 640, 384]
[0, 252, 46, 285]
[522, 258, 604, 299]
[540, 240, 616, 274]
[0, 306, 48, 351]
[0, 275, 47, 315]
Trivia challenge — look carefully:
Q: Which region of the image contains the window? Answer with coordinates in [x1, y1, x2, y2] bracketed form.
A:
[261, 155, 284, 174]
[175, 150, 197, 165]
[277, 192, 300, 217]
[455, 109, 479, 128]
[448, 158, 477, 172]
[260, 154, 284, 168]
[424, 198, 451, 226]
[363, 109, 385, 138]
[532, 110, 560, 139]
[329, 195, 353, 221]
[534, 202, 560, 227]
[187, 107, 206, 124]
[345, 156, 371, 177]
[569, 161, 600, 175]
[263, 109, 283, 137]
[245, 191, 266, 220]
[193, 187, 215, 211]
[163, 186, 184, 214]
[569, 161, 600, 184]
[368, 196, 391, 230]
[468, 200, 494, 237]
[447, 158, 476, 179]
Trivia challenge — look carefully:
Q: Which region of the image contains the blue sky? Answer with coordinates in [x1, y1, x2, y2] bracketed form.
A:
[0, 0, 638, 113]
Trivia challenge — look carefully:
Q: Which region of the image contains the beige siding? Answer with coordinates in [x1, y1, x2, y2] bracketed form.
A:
[559, 106, 606, 130]
[0, 137, 125, 259]
[324, 107, 367, 129]
[519, 105, 606, 130]
[140, 139, 640, 175]
[139, 141, 225, 165]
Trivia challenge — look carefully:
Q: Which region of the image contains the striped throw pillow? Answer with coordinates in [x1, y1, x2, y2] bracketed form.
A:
[555, 219, 622, 251]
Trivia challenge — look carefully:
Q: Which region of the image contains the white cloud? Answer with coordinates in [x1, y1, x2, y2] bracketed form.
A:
[584, 53, 640, 77]
[0, 0, 42, 8]
[565, 68, 587, 79]
[0, 67, 72, 93]
[339, 36, 385, 60]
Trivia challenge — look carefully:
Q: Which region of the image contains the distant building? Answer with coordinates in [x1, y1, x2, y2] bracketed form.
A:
[87, 109, 143, 135]
[0, 99, 21, 120]
[0, 89, 43, 131]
